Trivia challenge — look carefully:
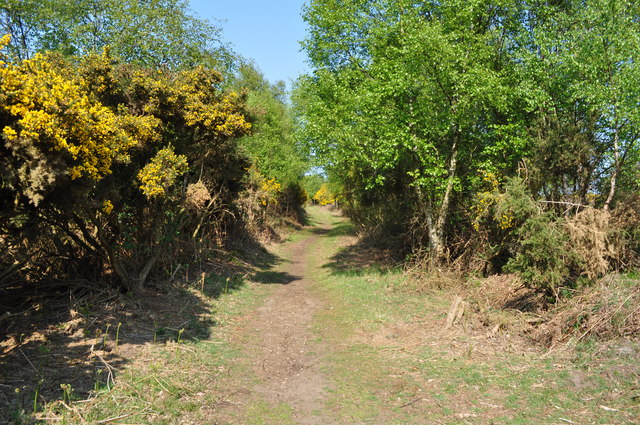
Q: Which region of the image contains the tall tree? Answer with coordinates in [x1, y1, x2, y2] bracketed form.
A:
[233, 63, 308, 187]
[515, 0, 640, 208]
[299, 0, 525, 257]
[0, 0, 235, 71]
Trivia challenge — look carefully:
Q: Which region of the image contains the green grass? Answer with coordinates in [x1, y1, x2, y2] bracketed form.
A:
[244, 401, 296, 425]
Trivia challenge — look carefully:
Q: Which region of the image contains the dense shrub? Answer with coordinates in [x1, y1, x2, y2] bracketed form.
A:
[296, 0, 640, 295]
[0, 42, 251, 291]
[505, 213, 577, 296]
[278, 182, 308, 216]
[312, 184, 335, 206]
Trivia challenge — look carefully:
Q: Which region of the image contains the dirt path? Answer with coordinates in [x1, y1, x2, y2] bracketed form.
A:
[229, 220, 336, 424]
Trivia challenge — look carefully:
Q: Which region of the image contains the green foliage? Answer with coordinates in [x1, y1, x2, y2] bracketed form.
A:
[0, 0, 235, 72]
[297, 0, 531, 256]
[473, 176, 539, 233]
[496, 178, 540, 226]
[302, 173, 326, 200]
[234, 64, 307, 188]
[278, 182, 308, 212]
[297, 0, 640, 276]
[230, 64, 309, 225]
[505, 213, 576, 295]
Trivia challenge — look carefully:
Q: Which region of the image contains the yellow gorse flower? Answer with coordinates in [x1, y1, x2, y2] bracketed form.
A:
[472, 171, 514, 231]
[0, 35, 159, 186]
[102, 200, 114, 214]
[138, 146, 189, 198]
[313, 184, 335, 206]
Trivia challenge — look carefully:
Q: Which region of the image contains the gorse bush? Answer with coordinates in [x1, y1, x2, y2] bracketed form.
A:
[0, 39, 252, 291]
[473, 177, 635, 296]
[312, 184, 335, 206]
[0, 36, 156, 205]
[505, 213, 577, 296]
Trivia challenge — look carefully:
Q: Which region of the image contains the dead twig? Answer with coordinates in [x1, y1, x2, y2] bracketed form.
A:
[19, 349, 42, 378]
[399, 396, 425, 408]
[96, 412, 136, 424]
[154, 377, 176, 396]
[93, 352, 116, 389]
[576, 292, 635, 342]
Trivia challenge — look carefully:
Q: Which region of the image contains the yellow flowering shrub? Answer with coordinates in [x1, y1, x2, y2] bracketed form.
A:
[246, 166, 281, 206]
[472, 172, 520, 231]
[0, 34, 253, 291]
[260, 178, 282, 205]
[180, 67, 252, 136]
[126, 65, 251, 139]
[0, 35, 159, 204]
[313, 184, 336, 206]
[138, 147, 189, 198]
[472, 172, 499, 231]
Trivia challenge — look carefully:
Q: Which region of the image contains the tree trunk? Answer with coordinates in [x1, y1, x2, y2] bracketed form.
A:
[424, 198, 438, 254]
[106, 247, 160, 293]
[603, 120, 620, 211]
[431, 129, 460, 261]
[94, 220, 160, 293]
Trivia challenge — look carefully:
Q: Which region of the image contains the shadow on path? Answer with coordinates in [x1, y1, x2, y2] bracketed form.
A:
[251, 270, 301, 285]
[0, 225, 292, 422]
[320, 222, 403, 277]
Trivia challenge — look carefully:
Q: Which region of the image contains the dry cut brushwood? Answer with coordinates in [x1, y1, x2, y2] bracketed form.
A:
[565, 208, 613, 280]
[532, 275, 640, 346]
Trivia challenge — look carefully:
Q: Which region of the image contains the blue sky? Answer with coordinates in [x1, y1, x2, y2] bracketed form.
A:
[188, 0, 310, 86]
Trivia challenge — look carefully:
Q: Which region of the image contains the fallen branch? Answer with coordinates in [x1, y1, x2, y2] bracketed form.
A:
[445, 295, 466, 329]
[538, 200, 592, 209]
[19, 349, 42, 378]
[93, 352, 116, 389]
